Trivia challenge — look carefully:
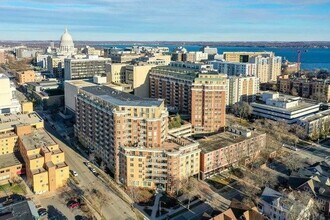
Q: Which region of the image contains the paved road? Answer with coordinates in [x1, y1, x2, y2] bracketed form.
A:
[44, 120, 136, 220]
[295, 143, 329, 160]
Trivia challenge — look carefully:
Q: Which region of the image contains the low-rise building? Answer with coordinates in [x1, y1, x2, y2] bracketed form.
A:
[278, 77, 330, 102]
[168, 122, 192, 138]
[298, 109, 330, 137]
[0, 112, 69, 193]
[212, 200, 265, 220]
[258, 187, 314, 220]
[199, 127, 266, 179]
[17, 70, 37, 85]
[18, 126, 69, 194]
[251, 92, 320, 124]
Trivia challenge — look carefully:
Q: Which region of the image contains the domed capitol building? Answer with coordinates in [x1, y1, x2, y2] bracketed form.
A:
[59, 28, 75, 55]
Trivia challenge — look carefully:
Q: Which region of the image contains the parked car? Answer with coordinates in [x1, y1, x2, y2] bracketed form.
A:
[67, 200, 80, 209]
[70, 170, 78, 177]
[38, 208, 47, 216]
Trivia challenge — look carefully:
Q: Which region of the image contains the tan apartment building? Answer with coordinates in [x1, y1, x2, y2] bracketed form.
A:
[17, 70, 36, 84]
[149, 64, 227, 134]
[226, 76, 260, 106]
[74, 85, 168, 183]
[119, 135, 200, 190]
[0, 112, 69, 193]
[106, 63, 127, 83]
[199, 127, 266, 179]
[18, 126, 69, 194]
[125, 64, 157, 98]
[223, 52, 275, 63]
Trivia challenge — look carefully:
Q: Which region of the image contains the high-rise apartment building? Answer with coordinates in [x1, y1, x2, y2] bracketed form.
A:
[149, 63, 227, 134]
[183, 51, 208, 62]
[222, 52, 282, 83]
[226, 76, 260, 106]
[64, 56, 111, 80]
[210, 61, 257, 77]
[74, 86, 168, 182]
[223, 52, 274, 63]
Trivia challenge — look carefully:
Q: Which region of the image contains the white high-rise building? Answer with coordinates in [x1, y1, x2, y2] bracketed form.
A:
[0, 74, 21, 114]
[210, 60, 257, 77]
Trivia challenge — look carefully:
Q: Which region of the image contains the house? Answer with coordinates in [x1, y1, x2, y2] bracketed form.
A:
[212, 200, 265, 220]
[258, 187, 313, 220]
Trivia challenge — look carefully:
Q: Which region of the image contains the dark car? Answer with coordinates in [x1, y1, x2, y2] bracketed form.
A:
[67, 200, 80, 209]
[38, 208, 47, 216]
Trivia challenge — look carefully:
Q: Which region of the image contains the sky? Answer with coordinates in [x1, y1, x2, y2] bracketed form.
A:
[0, 0, 330, 41]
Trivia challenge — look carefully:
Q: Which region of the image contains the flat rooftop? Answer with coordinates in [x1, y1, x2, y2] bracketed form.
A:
[65, 79, 96, 87]
[21, 129, 56, 151]
[81, 86, 163, 107]
[0, 113, 43, 132]
[199, 130, 264, 153]
[252, 101, 319, 113]
[0, 153, 23, 169]
[301, 109, 330, 122]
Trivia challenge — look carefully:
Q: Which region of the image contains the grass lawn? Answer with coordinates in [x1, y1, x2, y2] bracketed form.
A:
[206, 175, 234, 189]
[0, 183, 27, 195]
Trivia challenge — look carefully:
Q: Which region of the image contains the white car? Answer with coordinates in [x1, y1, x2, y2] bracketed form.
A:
[70, 170, 78, 177]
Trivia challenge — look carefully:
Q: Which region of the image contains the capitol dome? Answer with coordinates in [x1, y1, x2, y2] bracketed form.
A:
[59, 28, 75, 54]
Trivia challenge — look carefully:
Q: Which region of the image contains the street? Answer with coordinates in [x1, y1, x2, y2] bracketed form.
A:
[43, 119, 136, 220]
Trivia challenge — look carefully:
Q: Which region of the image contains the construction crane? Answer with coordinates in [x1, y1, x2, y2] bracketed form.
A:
[297, 49, 307, 72]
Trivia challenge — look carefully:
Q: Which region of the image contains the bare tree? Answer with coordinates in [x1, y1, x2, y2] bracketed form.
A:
[181, 177, 199, 209]
[100, 161, 106, 172]
[88, 153, 95, 163]
[291, 87, 299, 96]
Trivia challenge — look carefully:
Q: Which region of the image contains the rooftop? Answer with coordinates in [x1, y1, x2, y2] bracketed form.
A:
[0, 113, 43, 132]
[65, 79, 95, 87]
[0, 153, 23, 169]
[199, 129, 264, 153]
[21, 129, 56, 151]
[81, 85, 163, 107]
[151, 66, 221, 82]
[300, 109, 330, 122]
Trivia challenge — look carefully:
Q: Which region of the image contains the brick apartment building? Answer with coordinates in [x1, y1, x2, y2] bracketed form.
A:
[74, 85, 201, 190]
[278, 75, 330, 102]
[199, 127, 266, 179]
[149, 63, 227, 134]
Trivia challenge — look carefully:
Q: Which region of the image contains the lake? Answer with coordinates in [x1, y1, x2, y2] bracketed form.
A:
[100, 44, 330, 70]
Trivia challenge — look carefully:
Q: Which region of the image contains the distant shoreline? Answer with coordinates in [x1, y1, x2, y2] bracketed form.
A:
[1, 41, 330, 49]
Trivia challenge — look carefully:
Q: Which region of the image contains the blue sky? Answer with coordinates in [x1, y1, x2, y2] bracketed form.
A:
[0, 0, 329, 41]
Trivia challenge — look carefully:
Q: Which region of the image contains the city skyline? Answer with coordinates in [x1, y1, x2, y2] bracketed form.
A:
[0, 0, 330, 41]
